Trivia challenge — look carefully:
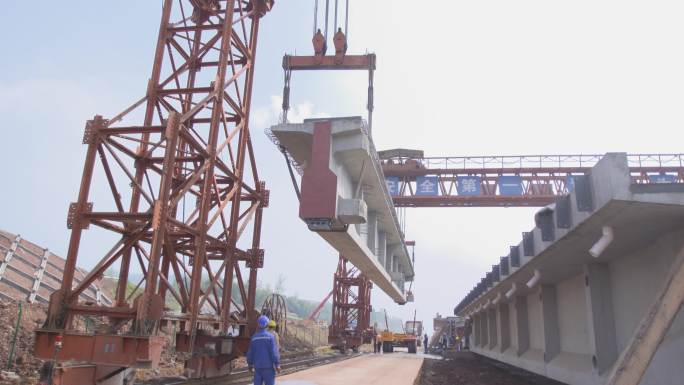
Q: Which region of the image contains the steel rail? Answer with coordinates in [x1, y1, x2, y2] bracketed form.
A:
[150, 352, 363, 385]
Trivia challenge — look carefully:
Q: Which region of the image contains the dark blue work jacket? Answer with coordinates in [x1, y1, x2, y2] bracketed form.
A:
[246, 329, 280, 369]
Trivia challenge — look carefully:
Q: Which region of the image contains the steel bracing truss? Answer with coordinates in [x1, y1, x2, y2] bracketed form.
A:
[382, 154, 684, 207]
[328, 256, 373, 352]
[35, 0, 273, 380]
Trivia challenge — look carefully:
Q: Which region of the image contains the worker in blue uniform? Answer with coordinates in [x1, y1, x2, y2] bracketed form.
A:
[247, 315, 281, 385]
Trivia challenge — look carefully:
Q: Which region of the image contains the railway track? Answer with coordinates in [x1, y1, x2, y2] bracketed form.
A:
[145, 352, 362, 385]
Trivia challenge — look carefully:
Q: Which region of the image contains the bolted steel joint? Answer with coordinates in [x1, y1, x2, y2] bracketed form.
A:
[67, 202, 93, 229]
[83, 115, 107, 145]
[246, 248, 264, 269]
[259, 181, 270, 207]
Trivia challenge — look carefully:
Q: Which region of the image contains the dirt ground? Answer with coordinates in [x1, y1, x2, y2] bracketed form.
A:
[0, 297, 330, 384]
[0, 300, 47, 383]
[419, 351, 566, 385]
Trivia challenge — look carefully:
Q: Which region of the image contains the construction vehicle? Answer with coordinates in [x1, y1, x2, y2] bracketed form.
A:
[378, 310, 421, 353]
[406, 320, 424, 346]
[378, 310, 395, 352]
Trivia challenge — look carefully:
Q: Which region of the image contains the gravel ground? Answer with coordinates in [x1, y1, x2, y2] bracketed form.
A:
[419, 351, 567, 385]
[0, 301, 47, 382]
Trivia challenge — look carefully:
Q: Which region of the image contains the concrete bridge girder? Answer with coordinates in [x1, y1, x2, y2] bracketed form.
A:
[270, 117, 413, 303]
[458, 153, 684, 385]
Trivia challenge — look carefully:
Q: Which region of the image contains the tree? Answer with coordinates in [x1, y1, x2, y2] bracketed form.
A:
[274, 274, 286, 294]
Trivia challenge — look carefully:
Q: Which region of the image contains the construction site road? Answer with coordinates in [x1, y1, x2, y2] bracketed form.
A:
[278, 351, 425, 385]
[143, 352, 361, 385]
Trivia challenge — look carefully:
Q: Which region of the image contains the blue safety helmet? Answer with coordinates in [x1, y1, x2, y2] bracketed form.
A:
[257, 315, 269, 328]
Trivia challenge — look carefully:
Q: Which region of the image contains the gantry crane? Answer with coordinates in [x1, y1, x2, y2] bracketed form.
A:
[34, 1, 273, 383]
[381, 151, 684, 207]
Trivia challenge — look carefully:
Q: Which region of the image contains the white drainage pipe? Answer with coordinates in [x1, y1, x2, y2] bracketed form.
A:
[505, 283, 518, 299]
[589, 226, 614, 258]
[526, 269, 541, 289]
[492, 293, 502, 306]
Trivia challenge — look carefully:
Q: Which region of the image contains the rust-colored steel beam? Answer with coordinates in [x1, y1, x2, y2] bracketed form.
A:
[328, 256, 373, 352]
[382, 154, 684, 207]
[283, 54, 376, 71]
[392, 195, 559, 208]
[280, 28, 376, 130]
[36, 0, 273, 381]
[307, 290, 333, 321]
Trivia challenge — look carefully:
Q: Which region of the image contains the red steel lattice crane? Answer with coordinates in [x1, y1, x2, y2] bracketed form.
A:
[34, 0, 273, 382]
[381, 152, 684, 207]
[328, 258, 374, 352]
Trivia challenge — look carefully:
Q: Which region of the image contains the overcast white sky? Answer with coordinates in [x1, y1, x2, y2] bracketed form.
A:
[1, 0, 683, 333]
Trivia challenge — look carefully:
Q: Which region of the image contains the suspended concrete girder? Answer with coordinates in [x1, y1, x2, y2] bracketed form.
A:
[270, 117, 413, 304]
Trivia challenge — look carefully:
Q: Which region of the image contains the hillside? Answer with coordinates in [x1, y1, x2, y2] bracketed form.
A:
[103, 270, 406, 330]
[253, 283, 405, 331]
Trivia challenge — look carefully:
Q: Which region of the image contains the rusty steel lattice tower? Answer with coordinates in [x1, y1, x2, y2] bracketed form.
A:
[35, 0, 273, 381]
[328, 256, 373, 352]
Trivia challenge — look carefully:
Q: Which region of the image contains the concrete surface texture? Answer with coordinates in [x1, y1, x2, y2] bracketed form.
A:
[270, 117, 413, 304]
[278, 353, 425, 385]
[454, 153, 684, 385]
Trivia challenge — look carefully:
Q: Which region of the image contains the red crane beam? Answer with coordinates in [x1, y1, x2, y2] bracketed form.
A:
[382, 154, 684, 207]
[307, 290, 333, 322]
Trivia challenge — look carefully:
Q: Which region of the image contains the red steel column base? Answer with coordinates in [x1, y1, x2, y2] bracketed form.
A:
[45, 364, 131, 385]
[175, 332, 251, 378]
[34, 330, 164, 368]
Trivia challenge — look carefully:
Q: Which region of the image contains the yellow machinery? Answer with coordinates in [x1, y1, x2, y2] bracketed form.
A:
[379, 310, 421, 353]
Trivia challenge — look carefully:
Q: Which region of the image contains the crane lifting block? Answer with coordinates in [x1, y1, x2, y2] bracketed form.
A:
[283, 54, 375, 71]
[270, 117, 413, 304]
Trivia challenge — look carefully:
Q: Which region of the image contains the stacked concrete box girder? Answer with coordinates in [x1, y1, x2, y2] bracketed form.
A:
[270, 117, 413, 304]
[0, 229, 112, 306]
[455, 153, 684, 385]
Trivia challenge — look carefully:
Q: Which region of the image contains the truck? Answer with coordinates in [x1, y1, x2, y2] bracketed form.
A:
[378, 310, 422, 353]
[405, 320, 424, 345]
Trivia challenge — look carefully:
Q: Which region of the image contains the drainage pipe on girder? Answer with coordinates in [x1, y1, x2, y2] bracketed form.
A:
[492, 293, 502, 306]
[589, 226, 614, 258]
[505, 283, 518, 299]
[526, 269, 541, 289]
